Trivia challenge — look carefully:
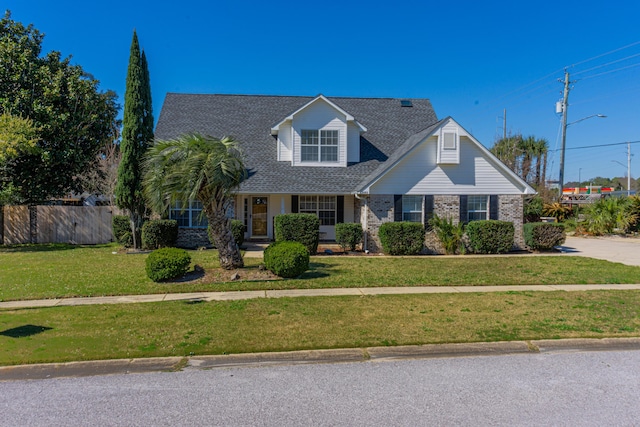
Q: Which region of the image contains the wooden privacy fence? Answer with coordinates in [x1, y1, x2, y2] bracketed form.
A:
[1, 205, 115, 245]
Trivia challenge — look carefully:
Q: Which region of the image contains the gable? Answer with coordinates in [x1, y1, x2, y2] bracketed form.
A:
[358, 117, 535, 195]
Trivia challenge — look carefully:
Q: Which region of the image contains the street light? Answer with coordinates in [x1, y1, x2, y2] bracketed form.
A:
[558, 114, 606, 194]
[611, 159, 631, 196]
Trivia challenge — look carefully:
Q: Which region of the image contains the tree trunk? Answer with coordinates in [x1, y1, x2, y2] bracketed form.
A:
[208, 211, 244, 270]
[129, 211, 144, 250]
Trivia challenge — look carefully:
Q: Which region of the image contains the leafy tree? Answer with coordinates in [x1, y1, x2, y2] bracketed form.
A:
[115, 30, 153, 249]
[144, 133, 246, 270]
[0, 11, 119, 202]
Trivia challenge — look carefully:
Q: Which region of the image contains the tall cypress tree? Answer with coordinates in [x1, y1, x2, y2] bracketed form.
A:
[115, 30, 152, 249]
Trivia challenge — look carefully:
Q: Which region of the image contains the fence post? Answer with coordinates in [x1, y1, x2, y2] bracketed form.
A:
[29, 205, 37, 244]
[0, 205, 4, 245]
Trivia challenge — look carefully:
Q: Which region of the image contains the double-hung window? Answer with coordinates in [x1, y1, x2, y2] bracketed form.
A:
[467, 195, 488, 221]
[169, 200, 208, 228]
[402, 195, 422, 222]
[301, 130, 338, 162]
[299, 195, 336, 225]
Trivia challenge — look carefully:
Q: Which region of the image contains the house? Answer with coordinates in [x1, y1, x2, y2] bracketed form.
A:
[154, 94, 536, 251]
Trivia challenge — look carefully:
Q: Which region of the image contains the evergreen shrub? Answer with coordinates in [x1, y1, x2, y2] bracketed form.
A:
[112, 215, 133, 247]
[466, 220, 514, 254]
[524, 222, 566, 251]
[145, 247, 191, 282]
[263, 241, 310, 278]
[142, 219, 178, 250]
[274, 213, 320, 254]
[378, 222, 425, 255]
[335, 223, 363, 251]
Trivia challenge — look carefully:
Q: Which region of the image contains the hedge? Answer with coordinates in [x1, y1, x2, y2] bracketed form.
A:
[524, 222, 566, 251]
[142, 220, 178, 250]
[378, 222, 425, 255]
[335, 223, 363, 251]
[263, 241, 310, 278]
[466, 220, 514, 254]
[112, 215, 133, 248]
[274, 213, 320, 254]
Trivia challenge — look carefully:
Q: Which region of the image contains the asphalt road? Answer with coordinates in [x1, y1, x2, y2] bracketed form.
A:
[1, 349, 639, 426]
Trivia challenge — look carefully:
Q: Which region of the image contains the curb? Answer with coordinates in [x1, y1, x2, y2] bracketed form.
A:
[2, 337, 640, 382]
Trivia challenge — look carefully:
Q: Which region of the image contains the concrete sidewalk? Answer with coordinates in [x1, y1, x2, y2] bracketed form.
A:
[559, 236, 640, 266]
[2, 283, 640, 310]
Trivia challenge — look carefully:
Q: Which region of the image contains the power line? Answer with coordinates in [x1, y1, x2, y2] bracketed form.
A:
[569, 40, 640, 69]
[549, 140, 640, 152]
[573, 52, 640, 76]
[580, 62, 640, 80]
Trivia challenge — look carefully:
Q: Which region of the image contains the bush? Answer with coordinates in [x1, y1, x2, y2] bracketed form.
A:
[543, 202, 573, 222]
[112, 215, 133, 247]
[335, 223, 363, 251]
[524, 195, 543, 223]
[466, 220, 514, 254]
[274, 213, 320, 254]
[142, 220, 178, 250]
[524, 222, 566, 251]
[263, 241, 309, 278]
[145, 247, 192, 282]
[428, 214, 465, 255]
[207, 219, 246, 248]
[378, 222, 425, 255]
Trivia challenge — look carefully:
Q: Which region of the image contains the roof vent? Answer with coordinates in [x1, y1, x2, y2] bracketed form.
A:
[400, 100, 413, 107]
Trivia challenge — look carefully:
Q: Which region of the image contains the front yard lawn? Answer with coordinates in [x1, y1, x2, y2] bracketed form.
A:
[1, 244, 640, 301]
[1, 291, 639, 366]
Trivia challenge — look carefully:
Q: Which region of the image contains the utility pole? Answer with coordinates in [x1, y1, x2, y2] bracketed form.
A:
[627, 142, 632, 196]
[558, 70, 571, 195]
[503, 108, 507, 140]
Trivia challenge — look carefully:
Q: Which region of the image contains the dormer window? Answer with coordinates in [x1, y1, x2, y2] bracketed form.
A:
[301, 129, 339, 162]
[443, 132, 457, 150]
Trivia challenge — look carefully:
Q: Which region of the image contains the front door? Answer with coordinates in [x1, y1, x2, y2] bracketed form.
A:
[251, 197, 268, 237]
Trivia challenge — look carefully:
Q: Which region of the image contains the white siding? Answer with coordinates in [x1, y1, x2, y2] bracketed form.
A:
[347, 122, 361, 163]
[437, 122, 460, 164]
[277, 122, 292, 161]
[292, 100, 347, 167]
[370, 136, 527, 195]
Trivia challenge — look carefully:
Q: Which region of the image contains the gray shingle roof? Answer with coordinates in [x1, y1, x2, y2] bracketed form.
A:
[154, 94, 438, 194]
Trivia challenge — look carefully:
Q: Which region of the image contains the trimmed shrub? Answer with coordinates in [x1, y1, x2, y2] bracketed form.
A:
[466, 220, 514, 254]
[263, 241, 310, 278]
[112, 215, 133, 247]
[142, 220, 178, 250]
[378, 222, 425, 255]
[274, 213, 320, 254]
[524, 222, 566, 251]
[335, 223, 363, 251]
[207, 219, 246, 248]
[145, 247, 192, 282]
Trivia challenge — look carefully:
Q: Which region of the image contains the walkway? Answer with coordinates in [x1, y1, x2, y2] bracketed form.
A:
[560, 236, 640, 266]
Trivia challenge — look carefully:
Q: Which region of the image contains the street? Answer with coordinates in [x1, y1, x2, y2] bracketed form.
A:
[1, 349, 639, 426]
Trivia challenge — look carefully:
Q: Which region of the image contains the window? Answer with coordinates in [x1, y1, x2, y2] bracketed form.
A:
[402, 195, 422, 222]
[169, 200, 208, 228]
[301, 129, 338, 162]
[467, 195, 488, 222]
[299, 195, 336, 225]
[443, 132, 457, 150]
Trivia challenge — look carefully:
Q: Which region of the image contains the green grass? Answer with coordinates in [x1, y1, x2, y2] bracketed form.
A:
[1, 291, 639, 366]
[1, 243, 640, 301]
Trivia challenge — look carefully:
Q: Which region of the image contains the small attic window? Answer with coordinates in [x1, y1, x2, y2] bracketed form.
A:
[400, 100, 413, 107]
[443, 132, 457, 150]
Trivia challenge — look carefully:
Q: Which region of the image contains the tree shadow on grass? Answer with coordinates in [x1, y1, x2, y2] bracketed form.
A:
[0, 325, 53, 338]
[0, 243, 78, 253]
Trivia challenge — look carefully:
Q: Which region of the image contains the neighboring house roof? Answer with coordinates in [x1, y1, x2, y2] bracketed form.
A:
[155, 94, 438, 194]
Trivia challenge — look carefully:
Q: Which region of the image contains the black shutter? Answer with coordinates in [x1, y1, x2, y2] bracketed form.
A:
[489, 195, 499, 220]
[459, 195, 468, 224]
[336, 195, 344, 223]
[291, 195, 299, 213]
[394, 195, 403, 222]
[424, 195, 434, 230]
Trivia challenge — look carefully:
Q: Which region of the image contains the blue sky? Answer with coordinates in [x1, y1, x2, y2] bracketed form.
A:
[5, 0, 640, 185]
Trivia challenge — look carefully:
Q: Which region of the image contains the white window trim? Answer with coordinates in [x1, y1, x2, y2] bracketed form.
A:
[467, 195, 489, 222]
[402, 195, 423, 223]
[169, 200, 207, 228]
[300, 129, 339, 163]
[443, 131, 457, 150]
[299, 195, 337, 226]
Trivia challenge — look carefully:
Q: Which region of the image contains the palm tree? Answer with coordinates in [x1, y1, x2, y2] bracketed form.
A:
[144, 133, 246, 269]
[533, 138, 548, 188]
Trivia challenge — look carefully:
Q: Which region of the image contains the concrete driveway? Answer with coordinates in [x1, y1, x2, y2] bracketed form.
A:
[560, 236, 640, 266]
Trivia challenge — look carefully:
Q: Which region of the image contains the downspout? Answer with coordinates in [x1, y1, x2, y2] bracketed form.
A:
[354, 192, 368, 251]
